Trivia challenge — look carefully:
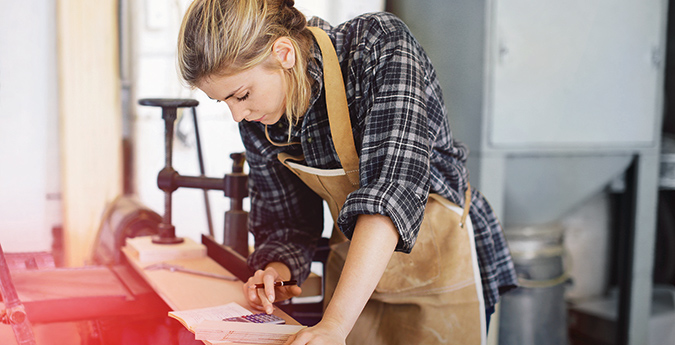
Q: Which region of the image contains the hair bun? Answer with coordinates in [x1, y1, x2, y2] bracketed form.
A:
[285, 0, 295, 7]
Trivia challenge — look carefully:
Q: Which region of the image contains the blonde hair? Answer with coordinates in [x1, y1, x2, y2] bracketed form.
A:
[178, 0, 313, 133]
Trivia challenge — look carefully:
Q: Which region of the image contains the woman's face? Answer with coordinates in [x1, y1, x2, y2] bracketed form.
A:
[197, 61, 287, 125]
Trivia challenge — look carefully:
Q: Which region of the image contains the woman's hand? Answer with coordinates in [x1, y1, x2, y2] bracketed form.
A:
[242, 264, 302, 314]
[284, 319, 347, 345]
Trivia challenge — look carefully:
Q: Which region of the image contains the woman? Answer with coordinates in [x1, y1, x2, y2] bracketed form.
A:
[178, 0, 517, 344]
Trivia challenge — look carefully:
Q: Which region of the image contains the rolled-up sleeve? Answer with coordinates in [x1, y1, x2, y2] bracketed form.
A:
[336, 18, 433, 253]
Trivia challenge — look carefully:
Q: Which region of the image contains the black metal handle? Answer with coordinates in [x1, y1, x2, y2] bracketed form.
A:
[138, 98, 199, 108]
[137, 98, 249, 253]
[138, 98, 202, 244]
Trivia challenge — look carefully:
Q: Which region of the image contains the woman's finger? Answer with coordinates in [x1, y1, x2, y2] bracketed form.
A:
[262, 273, 277, 306]
[242, 270, 268, 309]
[257, 287, 275, 314]
[247, 280, 261, 305]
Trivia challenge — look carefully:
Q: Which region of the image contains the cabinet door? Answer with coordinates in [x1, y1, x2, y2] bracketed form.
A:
[489, 0, 664, 148]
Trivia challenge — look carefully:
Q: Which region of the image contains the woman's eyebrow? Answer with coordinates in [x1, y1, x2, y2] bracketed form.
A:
[224, 86, 244, 100]
[204, 85, 243, 101]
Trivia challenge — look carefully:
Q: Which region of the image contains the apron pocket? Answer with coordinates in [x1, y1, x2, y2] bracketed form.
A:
[330, 195, 465, 295]
[374, 212, 442, 293]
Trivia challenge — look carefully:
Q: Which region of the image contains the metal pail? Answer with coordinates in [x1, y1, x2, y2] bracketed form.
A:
[499, 223, 569, 345]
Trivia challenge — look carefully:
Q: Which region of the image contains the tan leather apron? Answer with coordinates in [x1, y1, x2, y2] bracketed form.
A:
[267, 26, 485, 345]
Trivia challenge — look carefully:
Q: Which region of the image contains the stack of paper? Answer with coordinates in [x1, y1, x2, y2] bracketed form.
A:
[194, 320, 305, 345]
[168, 302, 305, 345]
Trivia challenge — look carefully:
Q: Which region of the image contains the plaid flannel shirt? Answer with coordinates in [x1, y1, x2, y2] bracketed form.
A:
[240, 13, 517, 307]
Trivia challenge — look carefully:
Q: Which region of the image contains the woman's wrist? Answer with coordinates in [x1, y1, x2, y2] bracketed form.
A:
[316, 315, 350, 340]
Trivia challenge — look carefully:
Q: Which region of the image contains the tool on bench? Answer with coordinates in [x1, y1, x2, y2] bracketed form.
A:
[144, 262, 238, 281]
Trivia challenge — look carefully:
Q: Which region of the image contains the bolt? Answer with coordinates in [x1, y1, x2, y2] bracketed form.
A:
[10, 310, 26, 324]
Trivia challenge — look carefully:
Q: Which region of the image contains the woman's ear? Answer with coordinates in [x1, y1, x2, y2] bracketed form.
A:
[272, 37, 296, 69]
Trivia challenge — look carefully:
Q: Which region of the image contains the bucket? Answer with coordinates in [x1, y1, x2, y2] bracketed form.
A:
[499, 223, 570, 345]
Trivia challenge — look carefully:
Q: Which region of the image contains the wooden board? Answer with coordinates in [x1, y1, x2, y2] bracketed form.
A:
[125, 236, 207, 263]
[11, 267, 132, 302]
[57, 0, 123, 267]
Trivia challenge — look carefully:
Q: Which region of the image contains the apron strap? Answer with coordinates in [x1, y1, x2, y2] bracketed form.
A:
[460, 184, 472, 228]
[307, 26, 360, 187]
[428, 184, 473, 228]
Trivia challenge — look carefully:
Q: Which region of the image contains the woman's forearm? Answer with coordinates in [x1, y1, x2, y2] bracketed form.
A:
[321, 213, 399, 337]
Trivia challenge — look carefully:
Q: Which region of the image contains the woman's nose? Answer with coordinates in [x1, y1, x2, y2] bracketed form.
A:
[229, 104, 250, 122]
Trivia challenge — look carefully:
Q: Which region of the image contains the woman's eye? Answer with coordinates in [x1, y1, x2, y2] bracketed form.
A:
[237, 92, 249, 102]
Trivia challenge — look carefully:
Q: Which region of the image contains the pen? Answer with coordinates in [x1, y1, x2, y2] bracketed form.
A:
[254, 280, 297, 288]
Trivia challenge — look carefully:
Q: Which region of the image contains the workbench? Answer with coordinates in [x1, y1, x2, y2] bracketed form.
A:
[121, 236, 297, 324]
[1, 235, 300, 344]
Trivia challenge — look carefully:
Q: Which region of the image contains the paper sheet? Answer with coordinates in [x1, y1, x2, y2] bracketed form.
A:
[168, 302, 252, 331]
[194, 320, 305, 345]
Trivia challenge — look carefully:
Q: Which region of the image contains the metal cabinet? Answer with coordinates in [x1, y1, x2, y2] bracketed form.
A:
[388, 1, 667, 344]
